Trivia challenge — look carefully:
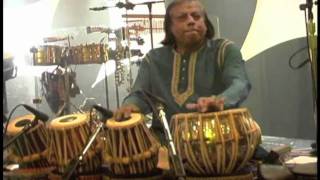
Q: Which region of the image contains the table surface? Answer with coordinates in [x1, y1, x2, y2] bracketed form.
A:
[261, 135, 315, 151]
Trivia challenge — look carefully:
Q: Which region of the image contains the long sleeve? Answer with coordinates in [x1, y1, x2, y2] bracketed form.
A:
[217, 44, 251, 108]
[122, 55, 152, 113]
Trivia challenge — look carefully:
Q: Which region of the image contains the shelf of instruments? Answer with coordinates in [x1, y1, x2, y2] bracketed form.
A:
[32, 43, 144, 66]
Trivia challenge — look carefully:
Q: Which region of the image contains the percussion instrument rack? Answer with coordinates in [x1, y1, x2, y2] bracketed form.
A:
[113, 29, 127, 108]
[86, 26, 111, 109]
[58, 35, 73, 115]
[30, 36, 72, 115]
[86, 26, 135, 108]
[124, 5, 134, 93]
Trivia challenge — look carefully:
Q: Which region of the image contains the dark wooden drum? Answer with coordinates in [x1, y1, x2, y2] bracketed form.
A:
[102, 113, 161, 176]
[47, 113, 102, 174]
[6, 114, 50, 169]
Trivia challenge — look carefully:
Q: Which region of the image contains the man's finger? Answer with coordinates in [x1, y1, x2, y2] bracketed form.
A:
[124, 110, 132, 120]
[186, 103, 198, 110]
[115, 112, 123, 121]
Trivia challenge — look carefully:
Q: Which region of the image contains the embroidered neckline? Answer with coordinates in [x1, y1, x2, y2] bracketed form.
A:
[171, 51, 198, 105]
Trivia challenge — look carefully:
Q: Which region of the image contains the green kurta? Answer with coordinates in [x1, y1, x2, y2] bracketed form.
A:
[123, 39, 251, 128]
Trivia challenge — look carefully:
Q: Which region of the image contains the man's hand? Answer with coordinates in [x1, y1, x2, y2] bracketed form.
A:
[186, 96, 224, 113]
[114, 104, 140, 121]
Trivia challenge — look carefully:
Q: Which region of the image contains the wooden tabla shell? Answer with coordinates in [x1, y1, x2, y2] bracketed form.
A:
[47, 113, 101, 174]
[103, 113, 161, 175]
[171, 108, 261, 176]
[3, 167, 56, 180]
[6, 114, 50, 168]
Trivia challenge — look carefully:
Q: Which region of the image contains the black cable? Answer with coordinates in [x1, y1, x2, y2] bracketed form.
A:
[289, 6, 313, 70]
[3, 104, 25, 137]
[288, 46, 309, 69]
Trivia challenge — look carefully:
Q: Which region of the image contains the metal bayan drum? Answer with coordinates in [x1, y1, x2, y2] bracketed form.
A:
[35, 45, 62, 65]
[71, 43, 108, 64]
[6, 114, 50, 168]
[46, 113, 102, 174]
[103, 113, 161, 176]
[171, 108, 261, 176]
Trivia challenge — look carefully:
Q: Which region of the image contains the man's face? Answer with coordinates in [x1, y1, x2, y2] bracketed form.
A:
[170, 1, 207, 47]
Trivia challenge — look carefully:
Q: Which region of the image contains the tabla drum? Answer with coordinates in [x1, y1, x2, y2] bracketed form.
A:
[71, 43, 108, 64]
[34, 45, 62, 65]
[103, 113, 161, 176]
[6, 114, 50, 169]
[46, 113, 102, 174]
[171, 108, 261, 176]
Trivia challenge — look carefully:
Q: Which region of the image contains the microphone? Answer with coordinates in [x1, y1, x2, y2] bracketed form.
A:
[22, 104, 49, 122]
[89, 6, 108, 11]
[92, 105, 113, 121]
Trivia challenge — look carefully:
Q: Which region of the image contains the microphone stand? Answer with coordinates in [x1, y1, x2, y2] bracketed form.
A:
[94, 1, 164, 49]
[157, 105, 186, 180]
[3, 119, 38, 149]
[299, 0, 317, 155]
[139, 91, 186, 180]
[146, 2, 154, 49]
[62, 109, 109, 180]
[62, 123, 104, 180]
[139, 1, 164, 49]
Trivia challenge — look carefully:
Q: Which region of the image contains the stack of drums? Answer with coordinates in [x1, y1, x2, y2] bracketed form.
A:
[171, 108, 261, 179]
[46, 113, 102, 179]
[4, 114, 54, 179]
[102, 113, 162, 179]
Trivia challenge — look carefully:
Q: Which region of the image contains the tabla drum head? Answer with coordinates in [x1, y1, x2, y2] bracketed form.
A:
[6, 114, 41, 136]
[106, 113, 143, 129]
[47, 113, 88, 129]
